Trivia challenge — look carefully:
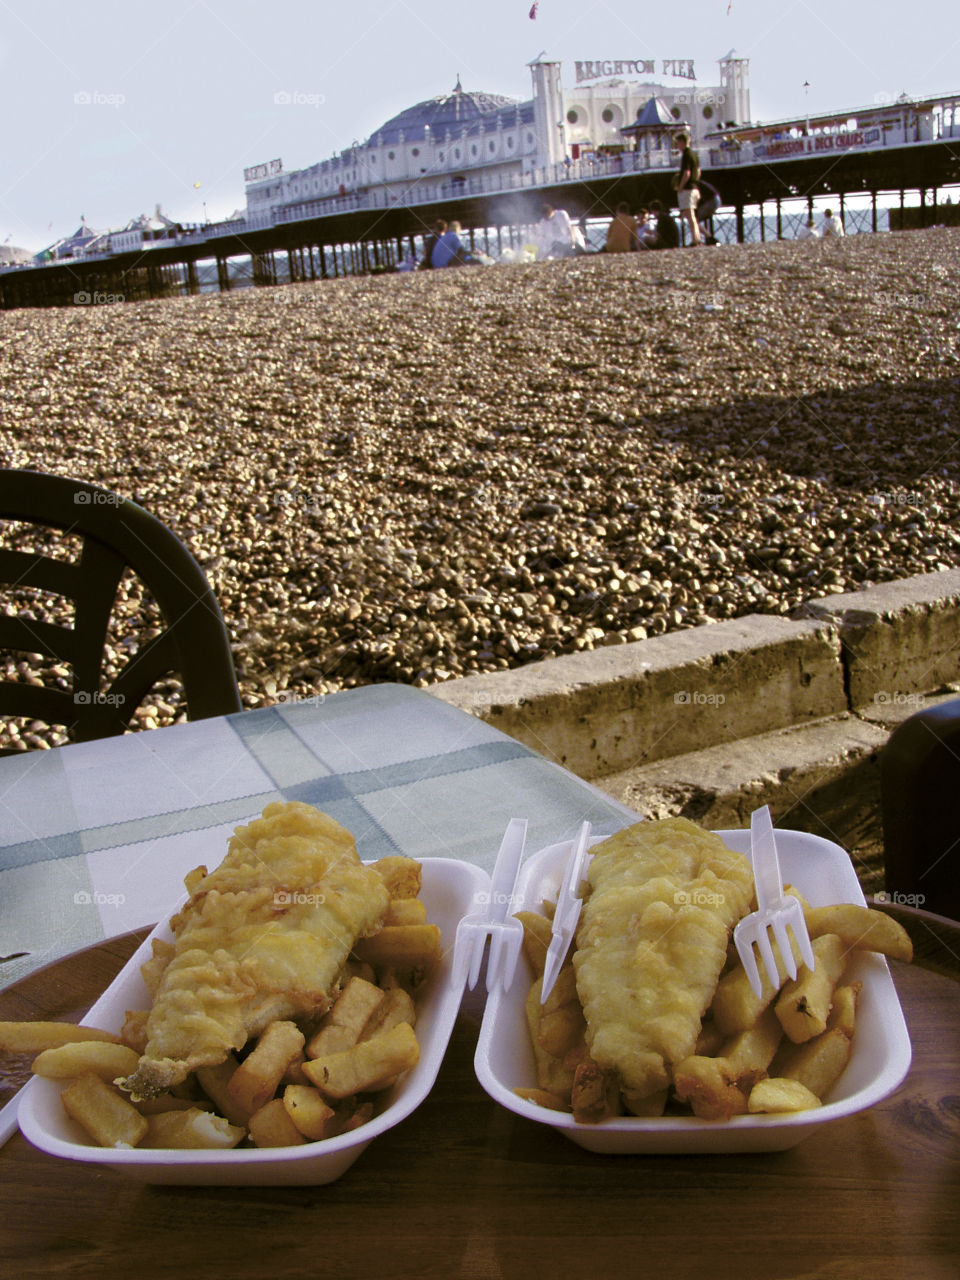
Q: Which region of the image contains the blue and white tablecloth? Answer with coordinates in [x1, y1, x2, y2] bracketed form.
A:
[0, 683, 637, 990]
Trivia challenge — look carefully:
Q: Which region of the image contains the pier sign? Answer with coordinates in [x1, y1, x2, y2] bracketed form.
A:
[574, 59, 696, 83]
[244, 158, 284, 183]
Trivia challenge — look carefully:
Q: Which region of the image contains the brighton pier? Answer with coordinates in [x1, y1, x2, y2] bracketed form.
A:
[2, 56, 959, 311]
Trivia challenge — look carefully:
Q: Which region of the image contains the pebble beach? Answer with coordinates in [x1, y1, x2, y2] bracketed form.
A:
[2, 227, 959, 745]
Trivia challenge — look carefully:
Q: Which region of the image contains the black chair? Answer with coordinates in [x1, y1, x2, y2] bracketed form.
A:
[0, 469, 242, 749]
[880, 697, 960, 921]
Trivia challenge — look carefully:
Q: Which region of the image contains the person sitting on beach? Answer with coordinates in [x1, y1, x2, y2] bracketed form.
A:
[640, 200, 680, 250]
[431, 221, 468, 268]
[419, 219, 447, 269]
[604, 203, 637, 253]
[797, 216, 820, 241]
[535, 203, 577, 259]
[821, 208, 845, 238]
[634, 208, 654, 246]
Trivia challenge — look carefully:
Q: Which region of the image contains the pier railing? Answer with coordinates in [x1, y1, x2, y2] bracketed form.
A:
[4, 92, 959, 277]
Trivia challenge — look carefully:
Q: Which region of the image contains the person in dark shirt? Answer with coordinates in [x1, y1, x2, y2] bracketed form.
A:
[696, 178, 721, 245]
[419, 219, 447, 269]
[674, 132, 702, 246]
[639, 200, 679, 249]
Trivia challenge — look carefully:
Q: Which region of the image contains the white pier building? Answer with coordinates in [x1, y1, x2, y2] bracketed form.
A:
[243, 53, 751, 228]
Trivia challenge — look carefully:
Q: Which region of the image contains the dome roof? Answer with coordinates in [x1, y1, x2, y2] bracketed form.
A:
[371, 77, 525, 144]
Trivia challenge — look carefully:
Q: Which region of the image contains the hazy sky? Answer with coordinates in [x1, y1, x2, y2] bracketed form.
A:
[1, 1, 954, 249]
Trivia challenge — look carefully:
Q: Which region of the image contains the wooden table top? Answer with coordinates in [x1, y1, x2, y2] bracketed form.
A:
[1, 905, 958, 1280]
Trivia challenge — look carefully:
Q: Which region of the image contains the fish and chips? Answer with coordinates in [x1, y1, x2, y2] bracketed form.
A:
[518, 817, 913, 1123]
[2, 801, 440, 1150]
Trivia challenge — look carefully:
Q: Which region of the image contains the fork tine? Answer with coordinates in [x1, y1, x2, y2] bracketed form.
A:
[467, 928, 486, 991]
[452, 919, 475, 990]
[789, 905, 817, 973]
[772, 916, 798, 982]
[757, 925, 779, 992]
[501, 936, 523, 992]
[486, 929, 504, 991]
[496, 919, 526, 994]
[737, 932, 763, 999]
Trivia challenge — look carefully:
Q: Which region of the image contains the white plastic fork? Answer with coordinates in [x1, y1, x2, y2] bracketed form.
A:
[452, 818, 528, 993]
[734, 805, 816, 998]
[540, 821, 593, 1002]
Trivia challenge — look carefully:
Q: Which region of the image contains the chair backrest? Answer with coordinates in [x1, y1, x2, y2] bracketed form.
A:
[0, 470, 242, 747]
[880, 697, 960, 921]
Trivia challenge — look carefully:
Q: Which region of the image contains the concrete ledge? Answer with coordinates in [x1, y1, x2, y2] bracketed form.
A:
[597, 713, 887, 831]
[590, 689, 960, 896]
[798, 570, 960, 708]
[430, 569, 960, 783]
[431, 613, 845, 780]
[429, 569, 960, 895]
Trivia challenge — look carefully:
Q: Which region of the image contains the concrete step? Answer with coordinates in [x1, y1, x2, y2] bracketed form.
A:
[590, 692, 959, 896]
[430, 570, 960, 893]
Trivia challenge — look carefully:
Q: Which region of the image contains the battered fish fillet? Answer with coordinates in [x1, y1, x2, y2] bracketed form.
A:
[572, 818, 753, 1105]
[122, 801, 390, 1099]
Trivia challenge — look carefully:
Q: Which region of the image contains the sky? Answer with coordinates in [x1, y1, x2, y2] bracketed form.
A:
[0, 0, 956, 250]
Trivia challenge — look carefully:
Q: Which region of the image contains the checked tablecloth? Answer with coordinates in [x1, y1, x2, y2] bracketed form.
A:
[0, 683, 636, 990]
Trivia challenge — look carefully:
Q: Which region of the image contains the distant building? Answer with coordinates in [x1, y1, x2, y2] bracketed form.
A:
[0, 244, 33, 267]
[109, 205, 181, 254]
[244, 52, 751, 227]
[41, 217, 103, 261]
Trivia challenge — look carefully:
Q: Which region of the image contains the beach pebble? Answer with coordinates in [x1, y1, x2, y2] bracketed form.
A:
[1, 229, 958, 748]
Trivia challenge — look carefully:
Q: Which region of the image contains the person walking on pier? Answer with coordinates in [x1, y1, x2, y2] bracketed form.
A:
[674, 132, 702, 246]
